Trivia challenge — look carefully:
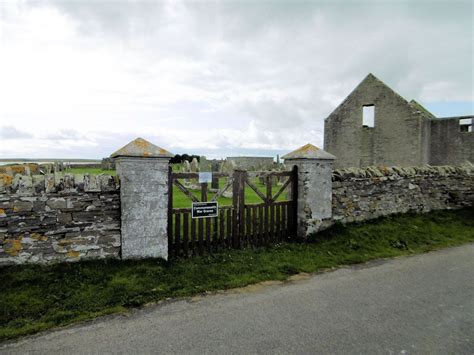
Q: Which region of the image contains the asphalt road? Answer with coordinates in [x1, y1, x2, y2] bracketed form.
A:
[2, 244, 473, 354]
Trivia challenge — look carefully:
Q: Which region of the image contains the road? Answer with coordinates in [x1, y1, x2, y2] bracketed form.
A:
[1, 244, 473, 354]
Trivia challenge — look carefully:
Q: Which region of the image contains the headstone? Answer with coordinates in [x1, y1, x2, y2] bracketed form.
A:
[221, 159, 236, 174]
[199, 156, 210, 171]
[183, 160, 191, 172]
[190, 158, 199, 172]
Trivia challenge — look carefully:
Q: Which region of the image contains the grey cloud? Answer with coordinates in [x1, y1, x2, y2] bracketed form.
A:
[0, 126, 33, 139]
[44, 0, 472, 105]
[41, 1, 167, 37]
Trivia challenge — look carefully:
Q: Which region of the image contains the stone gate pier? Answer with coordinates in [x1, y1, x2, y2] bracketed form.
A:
[111, 138, 173, 260]
[282, 143, 336, 239]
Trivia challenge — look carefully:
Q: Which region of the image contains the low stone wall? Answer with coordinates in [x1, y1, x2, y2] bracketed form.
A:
[0, 174, 120, 265]
[331, 164, 473, 224]
[2, 159, 472, 265]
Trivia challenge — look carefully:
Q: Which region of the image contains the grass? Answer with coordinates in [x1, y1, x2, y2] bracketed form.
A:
[1, 208, 473, 341]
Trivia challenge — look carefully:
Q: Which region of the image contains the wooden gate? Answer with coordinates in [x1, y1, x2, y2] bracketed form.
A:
[168, 166, 298, 257]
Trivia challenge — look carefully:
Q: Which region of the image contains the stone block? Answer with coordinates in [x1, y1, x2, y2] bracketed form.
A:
[13, 201, 33, 212]
[46, 198, 67, 210]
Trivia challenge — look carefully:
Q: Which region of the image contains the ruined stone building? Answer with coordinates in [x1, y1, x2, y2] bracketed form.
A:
[324, 73, 473, 168]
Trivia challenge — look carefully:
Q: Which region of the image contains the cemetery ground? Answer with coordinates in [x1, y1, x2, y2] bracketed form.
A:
[64, 166, 286, 208]
[1, 208, 473, 341]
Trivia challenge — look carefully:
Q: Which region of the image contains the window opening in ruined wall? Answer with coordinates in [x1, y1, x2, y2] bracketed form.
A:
[363, 105, 375, 127]
[459, 118, 472, 132]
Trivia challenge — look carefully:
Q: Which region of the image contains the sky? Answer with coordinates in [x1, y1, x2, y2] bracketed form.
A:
[0, 0, 473, 159]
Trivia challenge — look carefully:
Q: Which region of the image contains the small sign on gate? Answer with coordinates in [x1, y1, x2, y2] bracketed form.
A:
[198, 172, 212, 183]
[192, 201, 218, 218]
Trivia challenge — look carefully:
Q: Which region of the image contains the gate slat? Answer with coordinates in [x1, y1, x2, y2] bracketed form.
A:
[175, 214, 181, 256]
[246, 206, 251, 247]
[206, 218, 211, 253]
[183, 212, 189, 257]
[219, 211, 225, 250]
[191, 217, 196, 256]
[270, 203, 275, 243]
[264, 203, 270, 245]
[198, 218, 204, 255]
[228, 209, 233, 248]
[282, 203, 286, 241]
[213, 216, 218, 251]
[258, 204, 264, 246]
[287, 202, 293, 241]
[252, 205, 258, 246]
[275, 204, 280, 242]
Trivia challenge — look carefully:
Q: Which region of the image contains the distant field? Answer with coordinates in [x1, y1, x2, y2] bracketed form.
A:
[0, 159, 101, 166]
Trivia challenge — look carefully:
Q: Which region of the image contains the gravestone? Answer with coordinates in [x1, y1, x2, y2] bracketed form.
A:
[183, 160, 191, 172]
[199, 156, 210, 172]
[190, 158, 199, 172]
[221, 159, 236, 174]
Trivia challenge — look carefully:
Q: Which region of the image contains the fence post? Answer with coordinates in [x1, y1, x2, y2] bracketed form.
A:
[211, 161, 220, 190]
[111, 137, 174, 260]
[232, 169, 246, 248]
[282, 143, 336, 239]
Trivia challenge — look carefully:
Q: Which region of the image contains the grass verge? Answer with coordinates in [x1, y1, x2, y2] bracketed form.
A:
[1, 208, 473, 341]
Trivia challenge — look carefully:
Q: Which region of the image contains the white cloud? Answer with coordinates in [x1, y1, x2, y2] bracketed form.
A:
[0, 0, 472, 159]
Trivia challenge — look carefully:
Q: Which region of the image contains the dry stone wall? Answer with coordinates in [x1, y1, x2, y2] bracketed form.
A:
[331, 164, 473, 224]
[1, 159, 472, 265]
[0, 173, 120, 265]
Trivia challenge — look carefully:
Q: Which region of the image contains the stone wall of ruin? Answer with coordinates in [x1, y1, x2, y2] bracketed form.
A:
[0, 173, 120, 265]
[430, 117, 474, 166]
[331, 164, 473, 224]
[324, 74, 431, 169]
